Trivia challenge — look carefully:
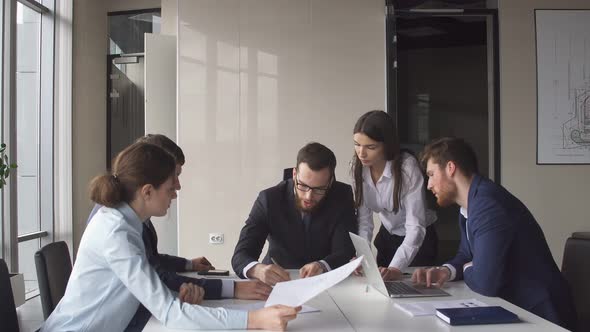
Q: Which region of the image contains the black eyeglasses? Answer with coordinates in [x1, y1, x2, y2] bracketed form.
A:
[295, 175, 332, 196]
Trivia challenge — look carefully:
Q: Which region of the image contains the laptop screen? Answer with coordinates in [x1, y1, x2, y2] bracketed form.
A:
[349, 232, 389, 296]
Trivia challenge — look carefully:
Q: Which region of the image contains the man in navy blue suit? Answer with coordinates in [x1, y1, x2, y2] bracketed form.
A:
[412, 137, 576, 330]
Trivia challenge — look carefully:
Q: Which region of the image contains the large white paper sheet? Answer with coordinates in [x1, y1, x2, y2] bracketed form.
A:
[210, 301, 319, 314]
[264, 256, 363, 307]
[394, 298, 489, 317]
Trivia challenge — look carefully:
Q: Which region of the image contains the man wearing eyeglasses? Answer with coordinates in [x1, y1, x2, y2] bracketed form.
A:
[231, 142, 357, 286]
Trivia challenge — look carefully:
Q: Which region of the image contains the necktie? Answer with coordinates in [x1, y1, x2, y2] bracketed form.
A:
[302, 214, 311, 234]
[303, 214, 312, 260]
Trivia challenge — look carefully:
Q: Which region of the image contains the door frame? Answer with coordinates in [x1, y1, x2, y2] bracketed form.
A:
[386, 6, 501, 183]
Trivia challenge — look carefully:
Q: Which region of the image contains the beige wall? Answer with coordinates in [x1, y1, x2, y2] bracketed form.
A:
[499, 0, 590, 264]
[72, 0, 107, 253]
[71, 0, 590, 267]
[175, 0, 385, 269]
[72, 0, 161, 253]
[161, 0, 177, 36]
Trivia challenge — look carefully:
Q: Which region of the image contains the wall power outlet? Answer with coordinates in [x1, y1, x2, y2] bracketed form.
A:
[209, 233, 224, 244]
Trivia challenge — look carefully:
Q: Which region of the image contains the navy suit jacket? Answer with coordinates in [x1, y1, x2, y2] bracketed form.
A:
[88, 204, 223, 299]
[231, 179, 357, 278]
[447, 175, 576, 329]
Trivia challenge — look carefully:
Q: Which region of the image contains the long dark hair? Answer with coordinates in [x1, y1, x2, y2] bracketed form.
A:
[352, 110, 403, 212]
[89, 142, 176, 207]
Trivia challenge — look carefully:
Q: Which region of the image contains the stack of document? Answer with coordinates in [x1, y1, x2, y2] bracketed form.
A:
[394, 299, 489, 317]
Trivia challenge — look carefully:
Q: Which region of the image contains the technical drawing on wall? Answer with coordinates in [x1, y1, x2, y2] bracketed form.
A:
[563, 83, 590, 148]
[536, 10, 590, 164]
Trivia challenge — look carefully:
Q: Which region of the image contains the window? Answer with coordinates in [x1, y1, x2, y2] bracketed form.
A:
[0, 0, 4, 262]
[2, 0, 54, 298]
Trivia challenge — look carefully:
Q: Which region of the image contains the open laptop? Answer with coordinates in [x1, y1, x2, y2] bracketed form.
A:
[349, 232, 450, 298]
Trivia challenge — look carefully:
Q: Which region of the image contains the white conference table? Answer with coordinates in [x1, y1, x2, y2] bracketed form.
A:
[143, 271, 567, 332]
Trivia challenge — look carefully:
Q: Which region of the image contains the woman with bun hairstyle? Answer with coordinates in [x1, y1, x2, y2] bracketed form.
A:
[42, 142, 299, 331]
[352, 110, 438, 281]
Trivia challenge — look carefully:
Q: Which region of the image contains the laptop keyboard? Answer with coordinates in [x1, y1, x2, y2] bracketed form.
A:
[385, 281, 421, 295]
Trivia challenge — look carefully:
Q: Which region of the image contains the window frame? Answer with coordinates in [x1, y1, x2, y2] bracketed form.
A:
[2, 0, 55, 276]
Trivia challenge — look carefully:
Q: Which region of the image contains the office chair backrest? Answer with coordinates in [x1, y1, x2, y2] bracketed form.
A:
[283, 168, 293, 181]
[561, 232, 590, 332]
[0, 258, 19, 332]
[35, 241, 72, 319]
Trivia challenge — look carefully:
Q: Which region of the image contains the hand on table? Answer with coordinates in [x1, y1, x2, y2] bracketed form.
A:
[234, 280, 272, 300]
[379, 267, 403, 281]
[190, 256, 214, 272]
[411, 266, 451, 288]
[299, 261, 324, 278]
[247, 263, 291, 286]
[247, 305, 301, 331]
[178, 282, 205, 304]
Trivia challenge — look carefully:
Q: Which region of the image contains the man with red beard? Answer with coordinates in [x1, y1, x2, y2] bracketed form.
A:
[412, 137, 576, 331]
[232, 142, 357, 286]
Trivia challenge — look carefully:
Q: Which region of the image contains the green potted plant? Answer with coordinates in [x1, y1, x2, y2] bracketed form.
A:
[0, 143, 17, 189]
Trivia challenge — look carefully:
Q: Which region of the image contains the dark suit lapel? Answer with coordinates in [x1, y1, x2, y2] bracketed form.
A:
[466, 175, 483, 254]
[285, 180, 304, 227]
[285, 180, 308, 261]
[467, 174, 483, 218]
[460, 216, 473, 255]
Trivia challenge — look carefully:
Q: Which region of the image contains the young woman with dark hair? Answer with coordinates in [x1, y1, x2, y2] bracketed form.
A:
[352, 110, 438, 281]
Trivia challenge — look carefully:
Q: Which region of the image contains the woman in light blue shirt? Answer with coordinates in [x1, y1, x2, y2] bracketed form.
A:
[42, 142, 300, 331]
[351, 111, 438, 281]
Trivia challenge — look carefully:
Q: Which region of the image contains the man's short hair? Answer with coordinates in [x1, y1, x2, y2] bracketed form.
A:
[420, 137, 478, 177]
[296, 142, 337, 178]
[136, 134, 185, 165]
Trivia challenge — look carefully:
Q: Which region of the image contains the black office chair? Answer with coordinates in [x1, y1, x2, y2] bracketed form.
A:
[561, 232, 590, 332]
[35, 241, 72, 319]
[283, 167, 293, 181]
[0, 258, 19, 332]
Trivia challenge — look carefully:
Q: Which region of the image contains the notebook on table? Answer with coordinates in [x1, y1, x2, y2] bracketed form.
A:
[349, 232, 450, 298]
[436, 306, 520, 325]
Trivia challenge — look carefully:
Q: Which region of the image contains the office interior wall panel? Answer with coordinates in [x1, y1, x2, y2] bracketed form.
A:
[177, 0, 385, 267]
[72, 0, 108, 255]
[499, 0, 590, 263]
[145, 33, 178, 255]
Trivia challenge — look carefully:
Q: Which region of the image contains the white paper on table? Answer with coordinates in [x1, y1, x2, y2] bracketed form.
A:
[264, 256, 364, 308]
[394, 298, 489, 317]
[212, 301, 319, 314]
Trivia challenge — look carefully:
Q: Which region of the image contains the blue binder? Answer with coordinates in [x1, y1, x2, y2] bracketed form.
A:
[436, 306, 520, 326]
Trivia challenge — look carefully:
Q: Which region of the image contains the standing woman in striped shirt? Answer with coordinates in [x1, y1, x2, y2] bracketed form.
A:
[352, 110, 438, 280]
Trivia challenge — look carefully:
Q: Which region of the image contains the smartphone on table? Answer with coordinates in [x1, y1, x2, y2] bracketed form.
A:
[197, 269, 230, 276]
